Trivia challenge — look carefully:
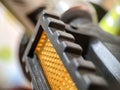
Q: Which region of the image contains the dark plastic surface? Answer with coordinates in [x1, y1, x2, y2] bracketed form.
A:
[65, 22, 120, 90]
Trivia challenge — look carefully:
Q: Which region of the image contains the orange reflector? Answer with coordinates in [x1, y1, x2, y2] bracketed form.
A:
[35, 32, 77, 90]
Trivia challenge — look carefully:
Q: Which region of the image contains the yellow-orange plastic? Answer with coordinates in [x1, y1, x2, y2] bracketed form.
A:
[35, 32, 77, 90]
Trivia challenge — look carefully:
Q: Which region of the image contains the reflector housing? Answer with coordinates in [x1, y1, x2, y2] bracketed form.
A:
[23, 11, 108, 90]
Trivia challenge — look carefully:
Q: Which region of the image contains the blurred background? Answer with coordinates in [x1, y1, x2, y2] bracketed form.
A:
[0, 0, 118, 89]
